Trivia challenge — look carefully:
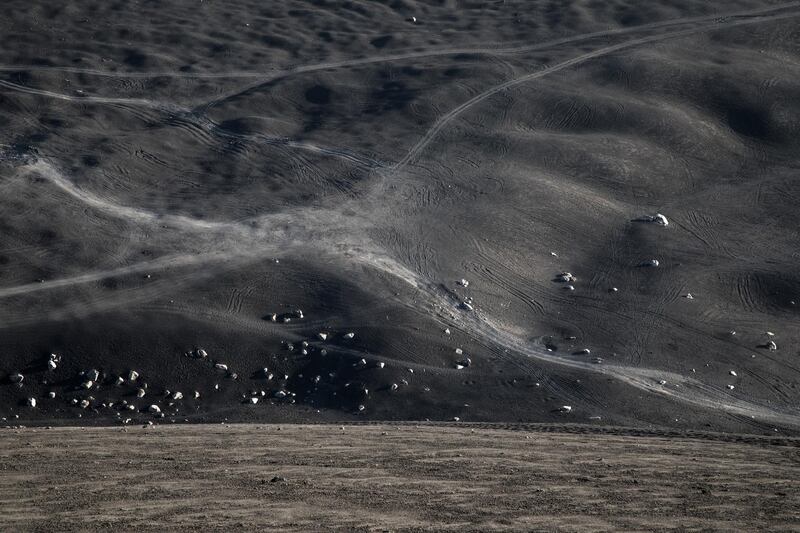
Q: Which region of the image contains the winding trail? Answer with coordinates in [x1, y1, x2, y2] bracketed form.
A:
[393, 7, 800, 169]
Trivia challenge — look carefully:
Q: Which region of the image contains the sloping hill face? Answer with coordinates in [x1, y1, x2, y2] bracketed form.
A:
[0, 1, 798, 432]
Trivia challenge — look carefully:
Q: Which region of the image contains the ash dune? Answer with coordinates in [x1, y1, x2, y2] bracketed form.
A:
[0, 0, 799, 433]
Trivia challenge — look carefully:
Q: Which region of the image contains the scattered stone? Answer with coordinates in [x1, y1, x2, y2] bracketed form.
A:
[47, 359, 58, 371]
[638, 259, 659, 267]
[172, 392, 183, 400]
[729, 370, 737, 377]
[9, 372, 23, 384]
[270, 476, 286, 483]
[318, 332, 328, 341]
[659, 380, 667, 385]
[148, 404, 161, 414]
[377, 362, 385, 369]
[453, 417, 460, 422]
[765, 331, 775, 337]
[274, 390, 287, 399]
[558, 405, 572, 413]
[554, 272, 576, 283]
[249, 397, 259, 404]
[27, 397, 36, 407]
[459, 302, 474, 311]
[48, 391, 56, 399]
[215, 363, 228, 371]
[564, 284, 575, 291]
[344, 332, 355, 339]
[137, 387, 146, 398]
[115, 376, 125, 386]
[85, 369, 100, 382]
[358, 404, 365, 411]
[444, 328, 451, 335]
[727, 385, 735, 390]
[685, 293, 694, 299]
[764, 340, 778, 351]
[269, 313, 277, 322]
[610, 287, 618, 293]
[457, 279, 469, 288]
[390, 383, 399, 391]
[128, 370, 139, 381]
[80, 380, 94, 390]
[408, 16, 417, 23]
[574, 349, 591, 355]
[80, 399, 90, 409]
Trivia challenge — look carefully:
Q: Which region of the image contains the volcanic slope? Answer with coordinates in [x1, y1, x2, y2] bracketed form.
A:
[0, 0, 799, 432]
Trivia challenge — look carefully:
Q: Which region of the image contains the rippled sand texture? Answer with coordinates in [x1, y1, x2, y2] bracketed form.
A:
[0, 1, 799, 431]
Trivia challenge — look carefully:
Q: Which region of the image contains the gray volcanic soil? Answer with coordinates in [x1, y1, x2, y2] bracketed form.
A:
[1, 1, 799, 432]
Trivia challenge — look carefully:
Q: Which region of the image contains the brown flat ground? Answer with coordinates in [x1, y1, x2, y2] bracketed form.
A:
[1, 423, 799, 531]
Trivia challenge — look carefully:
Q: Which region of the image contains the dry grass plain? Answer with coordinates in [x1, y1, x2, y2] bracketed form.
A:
[1, 423, 799, 531]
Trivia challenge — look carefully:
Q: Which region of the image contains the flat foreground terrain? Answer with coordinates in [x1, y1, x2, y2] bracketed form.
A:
[1, 423, 798, 531]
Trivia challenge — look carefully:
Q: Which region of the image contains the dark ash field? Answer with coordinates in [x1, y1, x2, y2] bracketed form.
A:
[1, 0, 800, 435]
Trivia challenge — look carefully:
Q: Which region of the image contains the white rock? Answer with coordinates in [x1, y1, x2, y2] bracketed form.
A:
[215, 363, 228, 371]
[639, 259, 660, 267]
[10, 372, 23, 384]
[390, 383, 399, 391]
[457, 279, 469, 287]
[453, 417, 460, 422]
[344, 332, 355, 339]
[727, 384, 735, 390]
[358, 404, 365, 411]
[318, 332, 328, 341]
[444, 328, 451, 335]
[765, 331, 775, 336]
[729, 370, 737, 377]
[377, 362, 385, 369]
[460, 302, 474, 311]
[115, 376, 125, 386]
[555, 272, 576, 283]
[659, 380, 667, 385]
[80, 399, 90, 409]
[274, 390, 287, 399]
[81, 380, 94, 390]
[636, 213, 669, 226]
[196, 348, 208, 358]
[559, 405, 572, 413]
[194, 391, 201, 399]
[137, 388, 146, 398]
[685, 293, 694, 299]
[564, 284, 575, 291]
[48, 391, 56, 399]
[148, 404, 161, 414]
[27, 397, 36, 407]
[766, 340, 778, 351]
[128, 370, 139, 381]
[172, 392, 183, 400]
[47, 359, 58, 371]
[455, 364, 465, 370]
[249, 397, 259, 404]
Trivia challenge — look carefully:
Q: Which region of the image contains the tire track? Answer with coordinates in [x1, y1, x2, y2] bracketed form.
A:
[393, 7, 800, 170]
